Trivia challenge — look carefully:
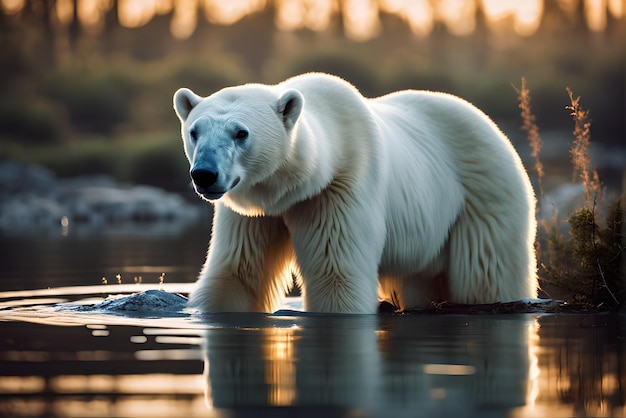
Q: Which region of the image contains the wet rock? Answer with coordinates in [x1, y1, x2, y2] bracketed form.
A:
[95, 289, 188, 313]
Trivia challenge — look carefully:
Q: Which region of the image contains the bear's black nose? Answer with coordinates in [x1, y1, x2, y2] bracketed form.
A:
[191, 168, 218, 188]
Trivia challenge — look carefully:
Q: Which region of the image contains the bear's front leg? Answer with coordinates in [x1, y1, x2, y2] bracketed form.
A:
[187, 203, 294, 313]
[285, 192, 384, 314]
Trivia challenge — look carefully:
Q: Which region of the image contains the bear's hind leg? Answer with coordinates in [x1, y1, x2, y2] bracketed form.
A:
[447, 206, 537, 304]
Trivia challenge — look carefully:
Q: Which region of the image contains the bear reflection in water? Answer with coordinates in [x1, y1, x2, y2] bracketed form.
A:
[201, 315, 536, 414]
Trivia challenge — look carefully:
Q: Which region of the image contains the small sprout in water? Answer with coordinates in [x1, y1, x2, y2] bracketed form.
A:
[159, 273, 166, 285]
[101, 277, 108, 285]
[116, 274, 122, 285]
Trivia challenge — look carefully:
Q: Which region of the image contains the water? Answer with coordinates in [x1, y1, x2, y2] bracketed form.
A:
[1, 226, 625, 418]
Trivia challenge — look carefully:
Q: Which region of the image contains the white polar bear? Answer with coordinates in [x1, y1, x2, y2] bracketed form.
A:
[173, 73, 537, 314]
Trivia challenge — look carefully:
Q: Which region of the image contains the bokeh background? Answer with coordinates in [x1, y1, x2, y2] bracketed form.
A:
[0, 0, 624, 196]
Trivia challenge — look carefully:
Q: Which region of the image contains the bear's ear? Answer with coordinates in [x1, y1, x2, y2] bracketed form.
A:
[173, 88, 202, 122]
[277, 89, 304, 130]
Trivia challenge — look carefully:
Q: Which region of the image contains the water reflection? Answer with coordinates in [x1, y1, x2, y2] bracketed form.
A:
[199, 313, 625, 417]
[526, 315, 626, 417]
[0, 220, 210, 292]
[1, 302, 624, 417]
[202, 315, 520, 415]
[0, 321, 207, 418]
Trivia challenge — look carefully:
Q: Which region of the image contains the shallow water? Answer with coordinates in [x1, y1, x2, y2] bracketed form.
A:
[1, 228, 625, 417]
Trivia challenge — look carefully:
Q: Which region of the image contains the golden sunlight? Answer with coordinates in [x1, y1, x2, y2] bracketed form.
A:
[438, 0, 476, 36]
[1, 0, 623, 39]
[54, 0, 73, 25]
[203, 0, 266, 25]
[275, 0, 336, 32]
[345, 0, 382, 40]
[481, 0, 544, 36]
[171, 0, 197, 39]
[0, 0, 24, 14]
[609, 0, 624, 16]
[118, 0, 162, 28]
[525, 320, 541, 409]
[585, 0, 608, 32]
[380, 0, 435, 37]
[263, 327, 297, 406]
[78, 0, 110, 32]
[516, 0, 544, 36]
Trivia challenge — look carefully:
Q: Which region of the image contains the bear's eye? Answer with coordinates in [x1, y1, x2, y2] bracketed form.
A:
[235, 129, 248, 141]
[189, 128, 198, 142]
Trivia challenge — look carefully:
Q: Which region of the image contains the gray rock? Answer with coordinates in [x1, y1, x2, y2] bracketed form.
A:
[95, 289, 188, 313]
[0, 161, 202, 232]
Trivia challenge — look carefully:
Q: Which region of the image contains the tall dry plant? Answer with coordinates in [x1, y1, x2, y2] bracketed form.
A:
[516, 81, 623, 307]
[514, 77, 544, 197]
[566, 87, 603, 207]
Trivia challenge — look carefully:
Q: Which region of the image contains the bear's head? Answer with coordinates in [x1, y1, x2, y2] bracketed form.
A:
[173, 85, 303, 207]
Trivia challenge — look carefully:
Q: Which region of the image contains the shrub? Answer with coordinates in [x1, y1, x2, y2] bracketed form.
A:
[30, 140, 123, 178]
[542, 201, 624, 307]
[44, 70, 139, 135]
[0, 99, 66, 144]
[124, 137, 189, 191]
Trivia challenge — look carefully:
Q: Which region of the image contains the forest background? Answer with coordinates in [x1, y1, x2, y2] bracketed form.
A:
[0, 0, 624, 195]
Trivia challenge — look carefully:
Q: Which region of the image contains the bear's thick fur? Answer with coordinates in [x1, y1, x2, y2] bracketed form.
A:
[174, 73, 537, 313]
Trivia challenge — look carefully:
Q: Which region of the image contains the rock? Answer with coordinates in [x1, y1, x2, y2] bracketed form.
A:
[0, 161, 202, 232]
[95, 289, 188, 313]
[0, 160, 56, 194]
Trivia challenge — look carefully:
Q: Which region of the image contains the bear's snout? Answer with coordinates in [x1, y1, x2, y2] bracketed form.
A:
[191, 167, 218, 188]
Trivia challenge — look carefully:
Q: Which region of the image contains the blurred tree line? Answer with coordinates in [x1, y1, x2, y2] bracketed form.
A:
[0, 0, 623, 190]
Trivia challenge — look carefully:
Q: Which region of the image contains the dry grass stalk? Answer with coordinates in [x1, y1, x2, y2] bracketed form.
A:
[514, 77, 544, 197]
[566, 87, 602, 207]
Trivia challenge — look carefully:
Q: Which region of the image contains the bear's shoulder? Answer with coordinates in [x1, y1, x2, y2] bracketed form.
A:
[281, 73, 361, 97]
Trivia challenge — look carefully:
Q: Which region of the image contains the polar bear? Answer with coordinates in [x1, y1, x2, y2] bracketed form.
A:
[173, 73, 537, 314]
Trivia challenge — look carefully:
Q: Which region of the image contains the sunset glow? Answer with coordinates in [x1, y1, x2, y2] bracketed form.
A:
[171, 0, 197, 39]
[609, 0, 624, 16]
[78, 0, 110, 32]
[381, 0, 435, 37]
[482, 0, 544, 36]
[118, 0, 162, 28]
[439, 0, 476, 36]
[344, 0, 381, 41]
[275, 0, 336, 32]
[1, 0, 23, 14]
[585, 0, 608, 32]
[263, 327, 297, 406]
[202, 0, 267, 25]
[2, 0, 622, 40]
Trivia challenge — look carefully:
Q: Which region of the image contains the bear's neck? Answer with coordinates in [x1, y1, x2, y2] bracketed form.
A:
[227, 120, 335, 217]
